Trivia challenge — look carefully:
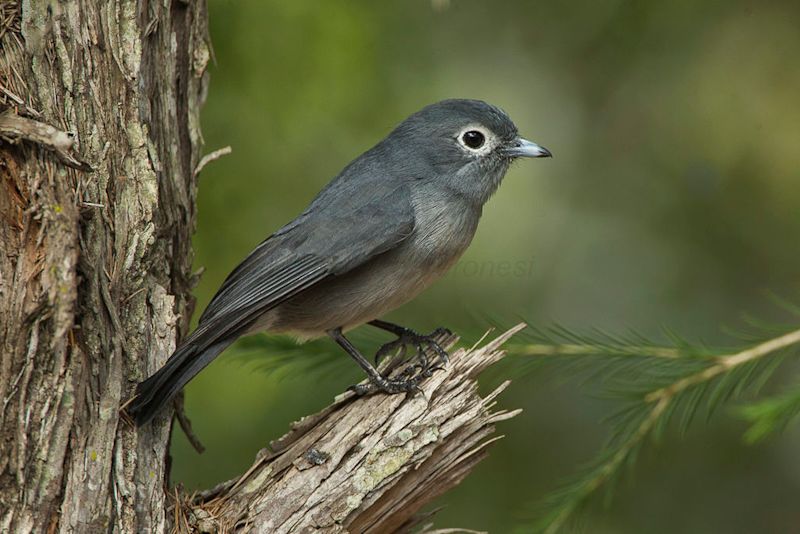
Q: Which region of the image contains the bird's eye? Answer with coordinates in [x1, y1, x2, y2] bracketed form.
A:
[461, 130, 485, 149]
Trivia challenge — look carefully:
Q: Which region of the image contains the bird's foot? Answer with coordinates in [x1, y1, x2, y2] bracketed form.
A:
[374, 326, 452, 373]
[349, 363, 434, 396]
[349, 327, 452, 396]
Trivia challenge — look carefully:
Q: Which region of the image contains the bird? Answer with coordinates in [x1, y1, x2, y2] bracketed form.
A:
[128, 99, 551, 425]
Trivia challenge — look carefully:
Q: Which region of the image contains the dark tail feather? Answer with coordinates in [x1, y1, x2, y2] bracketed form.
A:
[128, 338, 233, 426]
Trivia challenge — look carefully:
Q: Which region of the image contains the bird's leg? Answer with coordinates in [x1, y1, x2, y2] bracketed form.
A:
[327, 328, 426, 396]
[368, 319, 451, 372]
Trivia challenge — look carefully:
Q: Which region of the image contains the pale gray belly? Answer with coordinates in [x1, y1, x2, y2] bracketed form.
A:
[254, 204, 479, 339]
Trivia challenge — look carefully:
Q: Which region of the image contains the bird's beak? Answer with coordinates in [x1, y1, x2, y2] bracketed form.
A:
[505, 137, 552, 158]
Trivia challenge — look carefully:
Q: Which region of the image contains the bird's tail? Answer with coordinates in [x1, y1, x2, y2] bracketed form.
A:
[127, 337, 234, 426]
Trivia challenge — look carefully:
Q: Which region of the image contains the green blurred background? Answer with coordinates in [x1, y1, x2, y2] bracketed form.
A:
[172, 1, 800, 532]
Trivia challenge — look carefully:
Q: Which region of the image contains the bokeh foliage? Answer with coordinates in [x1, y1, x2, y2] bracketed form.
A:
[172, 1, 800, 531]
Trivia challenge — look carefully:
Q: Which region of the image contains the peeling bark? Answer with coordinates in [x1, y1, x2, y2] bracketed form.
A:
[0, 1, 209, 532]
[182, 327, 524, 533]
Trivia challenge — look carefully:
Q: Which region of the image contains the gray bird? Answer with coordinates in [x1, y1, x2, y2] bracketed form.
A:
[129, 99, 551, 425]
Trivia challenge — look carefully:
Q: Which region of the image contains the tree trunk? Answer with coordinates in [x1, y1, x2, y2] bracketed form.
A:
[0, 1, 209, 531]
[0, 3, 522, 532]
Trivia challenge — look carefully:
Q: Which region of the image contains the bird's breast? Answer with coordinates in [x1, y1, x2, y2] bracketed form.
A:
[406, 195, 480, 270]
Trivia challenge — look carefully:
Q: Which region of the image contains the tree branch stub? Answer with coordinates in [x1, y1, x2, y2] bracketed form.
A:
[178, 325, 526, 533]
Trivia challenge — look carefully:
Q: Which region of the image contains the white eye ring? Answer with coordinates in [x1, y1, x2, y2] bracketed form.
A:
[456, 125, 496, 156]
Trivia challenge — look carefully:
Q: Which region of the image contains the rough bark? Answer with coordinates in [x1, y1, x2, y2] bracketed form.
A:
[0, 1, 209, 532]
[176, 326, 524, 534]
[0, 2, 522, 532]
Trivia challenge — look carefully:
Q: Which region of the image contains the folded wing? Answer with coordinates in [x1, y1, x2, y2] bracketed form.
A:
[128, 178, 415, 424]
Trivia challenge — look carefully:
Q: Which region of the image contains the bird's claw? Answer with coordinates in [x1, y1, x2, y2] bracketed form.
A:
[348, 373, 426, 397]
[374, 326, 451, 371]
[374, 338, 408, 366]
[351, 325, 452, 397]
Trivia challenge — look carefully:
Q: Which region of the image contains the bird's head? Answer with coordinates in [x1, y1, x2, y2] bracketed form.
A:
[385, 99, 551, 206]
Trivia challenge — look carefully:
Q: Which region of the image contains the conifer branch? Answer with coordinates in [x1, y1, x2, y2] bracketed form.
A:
[645, 328, 800, 403]
[513, 326, 800, 533]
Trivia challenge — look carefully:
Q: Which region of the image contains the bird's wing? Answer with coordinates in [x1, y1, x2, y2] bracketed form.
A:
[195, 180, 415, 339]
[129, 181, 414, 424]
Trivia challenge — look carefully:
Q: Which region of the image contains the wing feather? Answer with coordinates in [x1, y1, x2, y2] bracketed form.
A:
[197, 180, 414, 328]
[130, 153, 416, 424]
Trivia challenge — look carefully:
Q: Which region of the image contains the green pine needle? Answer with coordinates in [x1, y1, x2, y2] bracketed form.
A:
[507, 324, 800, 533]
[738, 385, 800, 444]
